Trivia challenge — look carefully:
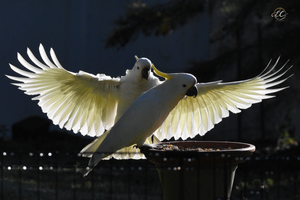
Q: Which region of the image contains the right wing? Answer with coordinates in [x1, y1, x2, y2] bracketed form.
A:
[155, 58, 293, 140]
[6, 44, 122, 137]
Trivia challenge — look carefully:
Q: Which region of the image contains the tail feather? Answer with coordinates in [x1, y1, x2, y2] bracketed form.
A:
[80, 129, 110, 157]
[81, 132, 161, 176]
[81, 129, 111, 176]
[83, 153, 107, 177]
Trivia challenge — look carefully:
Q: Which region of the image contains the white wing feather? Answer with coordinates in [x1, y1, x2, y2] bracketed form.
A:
[155, 58, 293, 140]
[6, 44, 122, 137]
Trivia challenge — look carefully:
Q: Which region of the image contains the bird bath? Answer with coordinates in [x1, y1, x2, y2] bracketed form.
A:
[141, 141, 255, 200]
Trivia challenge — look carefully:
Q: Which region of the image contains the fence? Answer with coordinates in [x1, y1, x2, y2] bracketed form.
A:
[1, 150, 299, 200]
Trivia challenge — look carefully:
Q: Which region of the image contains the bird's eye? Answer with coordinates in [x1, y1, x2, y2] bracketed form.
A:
[137, 66, 140, 70]
[183, 84, 186, 87]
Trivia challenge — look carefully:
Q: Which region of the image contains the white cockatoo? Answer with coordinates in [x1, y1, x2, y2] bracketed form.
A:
[6, 44, 161, 159]
[80, 67, 198, 175]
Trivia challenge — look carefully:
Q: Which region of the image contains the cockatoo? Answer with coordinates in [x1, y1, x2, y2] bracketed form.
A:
[6, 44, 161, 159]
[81, 66, 198, 175]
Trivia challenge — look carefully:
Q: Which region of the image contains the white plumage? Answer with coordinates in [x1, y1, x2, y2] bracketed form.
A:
[81, 71, 198, 176]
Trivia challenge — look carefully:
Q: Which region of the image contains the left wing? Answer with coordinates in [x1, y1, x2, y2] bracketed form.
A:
[154, 58, 293, 140]
[6, 44, 122, 137]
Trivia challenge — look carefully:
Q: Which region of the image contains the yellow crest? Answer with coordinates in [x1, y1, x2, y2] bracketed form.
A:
[152, 64, 172, 80]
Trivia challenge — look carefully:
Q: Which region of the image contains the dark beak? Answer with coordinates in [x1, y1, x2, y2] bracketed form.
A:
[142, 67, 150, 80]
[185, 85, 198, 98]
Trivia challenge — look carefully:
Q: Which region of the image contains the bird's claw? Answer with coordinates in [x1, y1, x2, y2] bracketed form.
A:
[135, 144, 156, 153]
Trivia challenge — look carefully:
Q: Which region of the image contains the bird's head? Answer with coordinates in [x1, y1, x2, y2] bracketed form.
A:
[152, 63, 198, 98]
[125, 55, 151, 82]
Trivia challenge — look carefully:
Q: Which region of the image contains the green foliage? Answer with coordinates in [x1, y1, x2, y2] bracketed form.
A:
[277, 132, 298, 150]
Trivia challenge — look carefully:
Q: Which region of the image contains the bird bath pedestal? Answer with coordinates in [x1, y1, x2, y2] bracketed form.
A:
[141, 141, 255, 200]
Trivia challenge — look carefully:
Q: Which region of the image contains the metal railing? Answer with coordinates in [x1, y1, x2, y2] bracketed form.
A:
[1, 151, 299, 200]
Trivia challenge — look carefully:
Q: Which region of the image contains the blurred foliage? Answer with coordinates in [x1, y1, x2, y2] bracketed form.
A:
[206, 0, 300, 72]
[106, 0, 300, 68]
[105, 0, 206, 49]
[277, 132, 298, 150]
[275, 112, 298, 151]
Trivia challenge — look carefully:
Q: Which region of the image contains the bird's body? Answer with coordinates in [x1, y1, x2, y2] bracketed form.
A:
[117, 70, 159, 122]
[100, 74, 196, 149]
[81, 72, 198, 175]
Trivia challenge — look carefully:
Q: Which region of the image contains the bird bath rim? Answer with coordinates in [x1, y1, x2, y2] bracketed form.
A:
[141, 141, 256, 166]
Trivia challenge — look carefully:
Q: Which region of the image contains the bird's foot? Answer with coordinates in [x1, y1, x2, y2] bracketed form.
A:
[135, 143, 156, 153]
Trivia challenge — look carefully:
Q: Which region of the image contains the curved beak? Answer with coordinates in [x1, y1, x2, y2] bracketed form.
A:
[142, 67, 150, 80]
[185, 85, 198, 98]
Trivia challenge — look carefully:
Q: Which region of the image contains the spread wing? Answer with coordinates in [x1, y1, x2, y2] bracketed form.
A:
[154, 58, 293, 140]
[6, 44, 122, 137]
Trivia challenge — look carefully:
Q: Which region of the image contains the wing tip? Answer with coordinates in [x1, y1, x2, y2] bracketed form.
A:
[39, 43, 44, 49]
